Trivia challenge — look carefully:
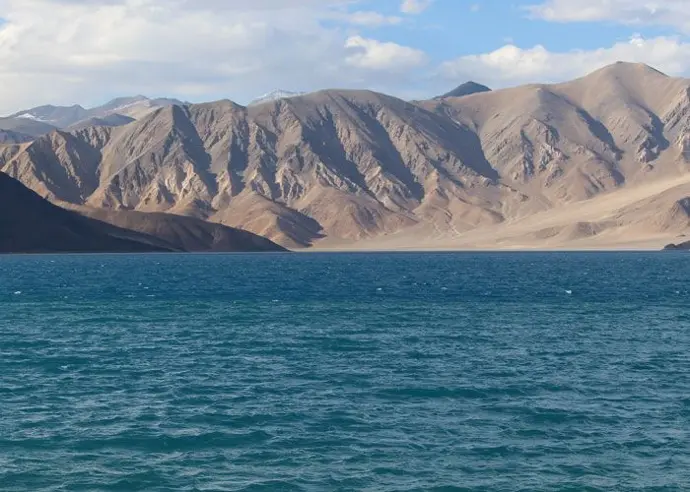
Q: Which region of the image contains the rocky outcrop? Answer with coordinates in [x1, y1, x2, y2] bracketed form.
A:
[663, 240, 690, 250]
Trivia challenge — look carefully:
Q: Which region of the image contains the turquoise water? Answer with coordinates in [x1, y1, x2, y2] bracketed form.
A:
[1, 252, 689, 491]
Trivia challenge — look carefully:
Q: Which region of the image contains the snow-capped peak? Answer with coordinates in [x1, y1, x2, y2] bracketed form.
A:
[16, 113, 45, 121]
[249, 90, 304, 106]
[104, 101, 149, 115]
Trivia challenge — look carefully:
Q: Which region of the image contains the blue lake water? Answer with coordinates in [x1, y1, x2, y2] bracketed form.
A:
[1, 252, 689, 491]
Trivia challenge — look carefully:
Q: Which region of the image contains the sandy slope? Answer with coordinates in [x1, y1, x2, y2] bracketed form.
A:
[312, 174, 690, 251]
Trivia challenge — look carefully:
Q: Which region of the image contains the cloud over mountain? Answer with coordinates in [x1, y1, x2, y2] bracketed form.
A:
[0, 0, 424, 113]
[3, 0, 690, 115]
[442, 35, 690, 88]
[528, 0, 690, 31]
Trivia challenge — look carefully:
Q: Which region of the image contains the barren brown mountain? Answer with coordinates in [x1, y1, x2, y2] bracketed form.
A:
[2, 62, 690, 249]
[5, 96, 183, 131]
[73, 206, 287, 253]
[0, 172, 285, 253]
[0, 172, 167, 253]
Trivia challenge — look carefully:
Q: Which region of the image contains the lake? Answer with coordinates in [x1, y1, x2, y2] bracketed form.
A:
[1, 252, 689, 490]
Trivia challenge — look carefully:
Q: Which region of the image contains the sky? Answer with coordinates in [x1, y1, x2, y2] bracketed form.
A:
[1, 0, 690, 114]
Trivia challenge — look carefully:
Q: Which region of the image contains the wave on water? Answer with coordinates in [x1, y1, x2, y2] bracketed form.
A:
[1, 252, 689, 490]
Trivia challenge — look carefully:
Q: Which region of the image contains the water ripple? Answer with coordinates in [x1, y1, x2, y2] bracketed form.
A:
[1, 252, 689, 490]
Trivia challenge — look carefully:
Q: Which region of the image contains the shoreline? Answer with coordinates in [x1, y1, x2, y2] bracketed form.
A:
[0, 248, 681, 256]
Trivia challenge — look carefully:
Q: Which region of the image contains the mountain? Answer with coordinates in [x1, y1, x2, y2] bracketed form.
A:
[67, 114, 135, 131]
[0, 116, 58, 137]
[93, 96, 185, 119]
[434, 81, 491, 99]
[0, 170, 285, 253]
[0, 91, 496, 247]
[0, 129, 33, 144]
[10, 104, 89, 128]
[664, 239, 690, 250]
[0, 172, 168, 253]
[1, 62, 690, 250]
[249, 90, 305, 106]
[5, 96, 184, 134]
[73, 207, 287, 252]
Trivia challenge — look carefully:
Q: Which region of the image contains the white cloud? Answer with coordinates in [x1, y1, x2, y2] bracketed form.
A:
[346, 11, 403, 27]
[528, 0, 690, 32]
[400, 0, 433, 15]
[0, 0, 427, 114]
[345, 35, 427, 70]
[3, 0, 689, 115]
[441, 35, 690, 87]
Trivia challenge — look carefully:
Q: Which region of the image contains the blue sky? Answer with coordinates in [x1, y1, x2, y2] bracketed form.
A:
[409, 1, 674, 49]
[349, 0, 688, 76]
[0, 0, 690, 113]
[401, 3, 656, 55]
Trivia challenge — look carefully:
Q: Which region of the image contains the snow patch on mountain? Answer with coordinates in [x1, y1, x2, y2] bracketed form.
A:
[249, 90, 305, 106]
[16, 113, 46, 121]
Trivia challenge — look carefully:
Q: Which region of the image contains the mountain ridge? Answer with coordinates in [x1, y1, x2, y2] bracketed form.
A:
[0, 172, 170, 253]
[2, 62, 690, 249]
[0, 170, 287, 253]
[4, 96, 185, 133]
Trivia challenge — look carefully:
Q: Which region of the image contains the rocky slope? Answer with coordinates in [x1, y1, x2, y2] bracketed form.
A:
[0, 171, 286, 253]
[74, 207, 287, 252]
[1, 62, 690, 249]
[0, 117, 57, 138]
[0, 130, 32, 144]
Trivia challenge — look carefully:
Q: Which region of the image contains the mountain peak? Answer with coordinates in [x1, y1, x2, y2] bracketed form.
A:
[100, 95, 151, 111]
[106, 95, 149, 104]
[248, 90, 305, 106]
[435, 81, 492, 99]
[586, 61, 669, 79]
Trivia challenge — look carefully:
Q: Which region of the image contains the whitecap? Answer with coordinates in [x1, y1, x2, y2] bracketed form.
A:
[13, 291, 21, 295]
[565, 290, 573, 295]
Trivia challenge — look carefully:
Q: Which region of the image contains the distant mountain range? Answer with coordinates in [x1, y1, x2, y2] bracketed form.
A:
[0, 91, 310, 140]
[0, 96, 184, 141]
[0, 83, 479, 137]
[1, 64, 690, 250]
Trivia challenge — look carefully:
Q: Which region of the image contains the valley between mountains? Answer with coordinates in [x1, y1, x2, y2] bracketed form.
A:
[2, 62, 690, 250]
